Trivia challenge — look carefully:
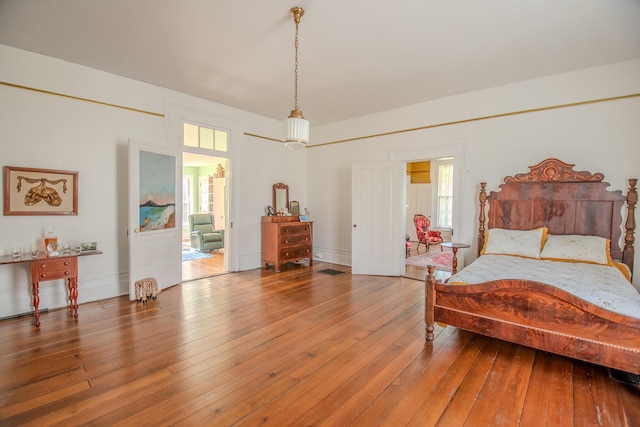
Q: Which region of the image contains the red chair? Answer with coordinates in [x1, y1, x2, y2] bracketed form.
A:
[413, 214, 443, 253]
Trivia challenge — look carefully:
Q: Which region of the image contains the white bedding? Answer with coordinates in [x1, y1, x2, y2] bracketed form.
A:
[447, 254, 640, 319]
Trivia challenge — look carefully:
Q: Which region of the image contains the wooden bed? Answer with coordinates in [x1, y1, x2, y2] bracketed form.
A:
[424, 158, 640, 374]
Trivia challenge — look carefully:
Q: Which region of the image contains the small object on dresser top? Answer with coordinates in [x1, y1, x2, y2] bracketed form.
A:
[80, 242, 98, 253]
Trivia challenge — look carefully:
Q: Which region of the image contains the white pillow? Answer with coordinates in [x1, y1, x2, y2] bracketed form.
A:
[540, 234, 612, 265]
[481, 227, 547, 259]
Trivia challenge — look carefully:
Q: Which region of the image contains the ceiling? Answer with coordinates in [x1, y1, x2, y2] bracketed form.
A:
[1, 0, 639, 127]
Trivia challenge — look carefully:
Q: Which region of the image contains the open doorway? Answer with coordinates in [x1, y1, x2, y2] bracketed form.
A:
[404, 157, 454, 281]
[182, 152, 227, 281]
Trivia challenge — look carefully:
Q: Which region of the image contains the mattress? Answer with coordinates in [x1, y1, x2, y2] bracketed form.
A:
[447, 254, 640, 319]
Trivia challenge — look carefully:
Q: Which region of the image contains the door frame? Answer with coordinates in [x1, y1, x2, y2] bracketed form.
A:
[183, 152, 229, 276]
[390, 140, 468, 268]
[166, 102, 242, 273]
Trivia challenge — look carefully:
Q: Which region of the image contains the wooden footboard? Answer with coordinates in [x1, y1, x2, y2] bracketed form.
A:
[424, 266, 640, 374]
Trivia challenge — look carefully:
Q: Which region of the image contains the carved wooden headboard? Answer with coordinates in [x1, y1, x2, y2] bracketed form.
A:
[478, 158, 637, 271]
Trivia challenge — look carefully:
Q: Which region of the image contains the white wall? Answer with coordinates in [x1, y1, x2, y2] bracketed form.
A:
[0, 44, 307, 319]
[1, 44, 639, 321]
[308, 59, 640, 289]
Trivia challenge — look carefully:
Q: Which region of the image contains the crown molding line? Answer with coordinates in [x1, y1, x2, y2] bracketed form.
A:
[0, 81, 164, 118]
[244, 93, 639, 148]
[243, 132, 284, 143]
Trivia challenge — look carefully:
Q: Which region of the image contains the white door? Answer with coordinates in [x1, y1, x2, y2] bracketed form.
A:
[352, 162, 405, 275]
[212, 177, 225, 230]
[128, 140, 182, 300]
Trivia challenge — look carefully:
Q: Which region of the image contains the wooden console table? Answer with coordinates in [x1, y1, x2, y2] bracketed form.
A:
[0, 250, 102, 326]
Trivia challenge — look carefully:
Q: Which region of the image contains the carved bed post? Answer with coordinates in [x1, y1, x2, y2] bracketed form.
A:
[425, 265, 436, 342]
[624, 178, 637, 273]
[478, 182, 487, 257]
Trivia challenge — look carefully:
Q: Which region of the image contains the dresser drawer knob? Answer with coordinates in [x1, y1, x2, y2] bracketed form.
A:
[40, 273, 47, 279]
[64, 271, 71, 275]
[64, 261, 70, 266]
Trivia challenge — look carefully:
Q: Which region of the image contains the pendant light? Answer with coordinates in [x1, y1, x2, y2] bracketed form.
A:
[284, 7, 309, 151]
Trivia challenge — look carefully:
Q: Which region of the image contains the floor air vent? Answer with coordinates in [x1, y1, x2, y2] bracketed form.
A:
[317, 269, 345, 276]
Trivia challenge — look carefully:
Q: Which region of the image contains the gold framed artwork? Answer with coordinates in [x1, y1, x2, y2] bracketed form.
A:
[3, 166, 79, 216]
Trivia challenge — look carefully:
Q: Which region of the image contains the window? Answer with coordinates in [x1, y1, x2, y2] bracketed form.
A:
[199, 176, 210, 213]
[183, 123, 228, 152]
[437, 163, 453, 228]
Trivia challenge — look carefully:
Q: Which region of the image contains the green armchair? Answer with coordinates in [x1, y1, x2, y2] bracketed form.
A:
[189, 213, 224, 251]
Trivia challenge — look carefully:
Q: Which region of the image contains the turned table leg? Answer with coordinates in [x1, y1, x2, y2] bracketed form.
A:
[68, 278, 79, 319]
[32, 281, 40, 327]
[451, 247, 459, 274]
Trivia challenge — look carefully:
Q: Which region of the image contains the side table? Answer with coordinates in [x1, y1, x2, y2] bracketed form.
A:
[0, 250, 102, 326]
[440, 242, 470, 274]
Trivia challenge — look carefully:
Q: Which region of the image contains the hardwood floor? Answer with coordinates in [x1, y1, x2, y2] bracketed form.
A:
[182, 249, 225, 281]
[1, 262, 638, 426]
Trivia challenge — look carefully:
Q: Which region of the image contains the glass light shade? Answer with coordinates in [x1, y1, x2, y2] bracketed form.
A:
[284, 109, 309, 150]
[285, 140, 306, 151]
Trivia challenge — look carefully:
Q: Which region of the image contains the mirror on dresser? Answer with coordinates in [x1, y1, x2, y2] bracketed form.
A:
[272, 183, 289, 215]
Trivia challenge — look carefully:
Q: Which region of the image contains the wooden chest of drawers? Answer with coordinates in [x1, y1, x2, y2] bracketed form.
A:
[262, 216, 313, 272]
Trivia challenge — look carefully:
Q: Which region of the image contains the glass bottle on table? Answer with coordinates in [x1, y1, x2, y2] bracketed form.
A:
[44, 227, 57, 254]
[44, 227, 57, 248]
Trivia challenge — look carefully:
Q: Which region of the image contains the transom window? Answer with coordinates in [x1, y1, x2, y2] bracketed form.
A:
[183, 123, 228, 152]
